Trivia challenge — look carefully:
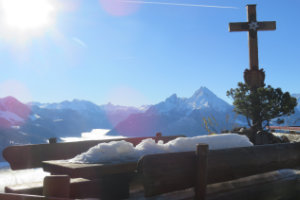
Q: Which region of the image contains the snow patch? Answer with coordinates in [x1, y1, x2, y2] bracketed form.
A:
[53, 119, 63, 122]
[70, 133, 253, 164]
[0, 168, 49, 193]
[11, 125, 20, 129]
[30, 114, 40, 121]
[0, 110, 24, 123]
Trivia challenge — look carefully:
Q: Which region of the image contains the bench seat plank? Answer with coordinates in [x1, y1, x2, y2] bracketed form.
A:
[5, 178, 103, 199]
[42, 160, 137, 179]
[0, 193, 71, 200]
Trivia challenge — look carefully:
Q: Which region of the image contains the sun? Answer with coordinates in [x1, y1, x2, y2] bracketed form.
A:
[0, 0, 56, 32]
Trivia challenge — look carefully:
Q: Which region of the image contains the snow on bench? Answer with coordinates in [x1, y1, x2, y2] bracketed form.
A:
[69, 133, 253, 164]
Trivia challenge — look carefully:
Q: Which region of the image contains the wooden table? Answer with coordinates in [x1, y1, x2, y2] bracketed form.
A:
[42, 160, 138, 199]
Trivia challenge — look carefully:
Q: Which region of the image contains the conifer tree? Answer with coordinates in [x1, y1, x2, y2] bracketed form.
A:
[227, 82, 297, 131]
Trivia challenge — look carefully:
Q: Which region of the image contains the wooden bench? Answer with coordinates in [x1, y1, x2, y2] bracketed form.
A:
[2, 133, 184, 199]
[137, 142, 300, 200]
[3, 134, 183, 170]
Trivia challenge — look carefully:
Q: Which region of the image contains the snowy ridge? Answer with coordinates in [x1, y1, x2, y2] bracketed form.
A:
[32, 99, 102, 111]
[32, 100, 146, 115]
[151, 87, 232, 114]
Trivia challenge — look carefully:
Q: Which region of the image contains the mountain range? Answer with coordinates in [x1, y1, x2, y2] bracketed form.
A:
[108, 87, 245, 137]
[1, 87, 300, 161]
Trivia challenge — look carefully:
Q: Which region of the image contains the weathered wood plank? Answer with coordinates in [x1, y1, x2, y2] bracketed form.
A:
[138, 142, 300, 197]
[195, 144, 208, 200]
[206, 169, 300, 200]
[138, 151, 196, 196]
[131, 169, 300, 200]
[42, 160, 137, 179]
[257, 21, 276, 30]
[5, 178, 103, 198]
[229, 22, 248, 32]
[3, 135, 184, 170]
[43, 175, 70, 198]
[229, 22, 275, 32]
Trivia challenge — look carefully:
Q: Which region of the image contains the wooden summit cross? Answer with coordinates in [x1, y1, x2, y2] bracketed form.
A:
[229, 4, 276, 88]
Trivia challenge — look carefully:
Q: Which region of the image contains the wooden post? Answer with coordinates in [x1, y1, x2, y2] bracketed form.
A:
[43, 175, 70, 198]
[195, 143, 208, 200]
[48, 138, 57, 144]
[155, 132, 162, 142]
[100, 173, 132, 199]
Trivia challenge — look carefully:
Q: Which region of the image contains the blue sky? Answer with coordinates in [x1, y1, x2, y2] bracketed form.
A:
[0, 0, 299, 106]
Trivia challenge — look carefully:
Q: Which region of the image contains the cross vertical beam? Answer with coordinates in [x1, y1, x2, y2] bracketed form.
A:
[247, 5, 259, 70]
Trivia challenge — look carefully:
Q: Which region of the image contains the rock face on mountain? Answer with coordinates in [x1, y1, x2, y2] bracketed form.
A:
[108, 87, 246, 137]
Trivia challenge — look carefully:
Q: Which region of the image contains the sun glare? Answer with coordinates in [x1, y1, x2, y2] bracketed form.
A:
[1, 0, 55, 32]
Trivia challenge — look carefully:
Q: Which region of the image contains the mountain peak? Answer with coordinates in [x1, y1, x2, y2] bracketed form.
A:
[0, 96, 27, 108]
[1, 96, 19, 104]
[165, 93, 178, 102]
[187, 87, 231, 112]
[192, 87, 214, 97]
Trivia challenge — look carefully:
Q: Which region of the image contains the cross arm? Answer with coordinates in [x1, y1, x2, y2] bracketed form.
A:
[229, 22, 249, 32]
[257, 21, 276, 31]
[229, 21, 276, 32]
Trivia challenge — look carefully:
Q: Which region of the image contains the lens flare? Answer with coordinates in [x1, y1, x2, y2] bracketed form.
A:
[113, 112, 160, 137]
[1, 0, 55, 31]
[99, 0, 139, 16]
[104, 86, 152, 136]
[0, 0, 58, 45]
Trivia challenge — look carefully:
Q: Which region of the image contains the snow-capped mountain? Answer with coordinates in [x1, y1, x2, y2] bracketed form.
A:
[31, 100, 145, 128]
[149, 87, 232, 114]
[32, 100, 144, 116]
[0, 97, 146, 140]
[187, 87, 231, 112]
[108, 87, 240, 137]
[0, 97, 148, 162]
[1, 87, 237, 144]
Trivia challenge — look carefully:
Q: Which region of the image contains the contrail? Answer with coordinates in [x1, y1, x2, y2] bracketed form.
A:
[122, 0, 238, 9]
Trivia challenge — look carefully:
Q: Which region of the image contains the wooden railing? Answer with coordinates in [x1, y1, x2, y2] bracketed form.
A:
[269, 126, 300, 134]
